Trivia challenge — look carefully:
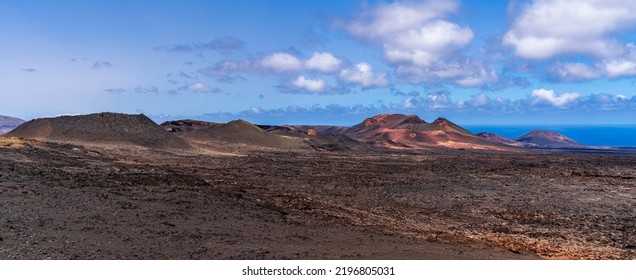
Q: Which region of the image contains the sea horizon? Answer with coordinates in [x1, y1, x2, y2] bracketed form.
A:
[464, 124, 636, 147]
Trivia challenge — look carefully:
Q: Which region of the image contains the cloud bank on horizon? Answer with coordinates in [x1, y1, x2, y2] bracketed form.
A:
[1, 0, 636, 124]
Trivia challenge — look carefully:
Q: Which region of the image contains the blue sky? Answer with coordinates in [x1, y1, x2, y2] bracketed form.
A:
[2, 0, 636, 125]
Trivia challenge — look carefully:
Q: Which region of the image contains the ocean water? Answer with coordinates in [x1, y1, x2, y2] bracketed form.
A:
[463, 125, 636, 147]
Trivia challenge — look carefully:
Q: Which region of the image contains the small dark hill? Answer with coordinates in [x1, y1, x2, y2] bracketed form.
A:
[7, 112, 191, 149]
[0, 115, 25, 134]
[167, 119, 308, 150]
[514, 130, 583, 148]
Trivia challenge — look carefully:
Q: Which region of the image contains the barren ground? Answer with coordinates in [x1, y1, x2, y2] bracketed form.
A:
[1, 138, 634, 259]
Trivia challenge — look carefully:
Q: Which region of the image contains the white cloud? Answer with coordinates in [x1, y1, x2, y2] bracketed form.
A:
[504, 0, 636, 59]
[345, 1, 471, 66]
[339, 63, 389, 89]
[395, 60, 496, 87]
[425, 92, 453, 110]
[292, 76, 326, 92]
[345, 1, 458, 41]
[384, 20, 473, 67]
[304, 52, 342, 73]
[603, 58, 636, 78]
[258, 52, 303, 72]
[470, 93, 490, 107]
[211, 52, 343, 76]
[183, 82, 220, 93]
[341, 1, 493, 87]
[551, 45, 636, 81]
[552, 62, 602, 82]
[531, 88, 580, 107]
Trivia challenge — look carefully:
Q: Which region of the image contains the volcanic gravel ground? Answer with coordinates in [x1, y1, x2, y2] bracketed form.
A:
[1, 139, 634, 259]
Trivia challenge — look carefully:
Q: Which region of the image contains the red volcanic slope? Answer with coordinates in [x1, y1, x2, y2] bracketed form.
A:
[344, 114, 509, 150]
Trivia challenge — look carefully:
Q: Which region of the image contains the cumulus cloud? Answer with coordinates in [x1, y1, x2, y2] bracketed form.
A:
[340, 0, 492, 87]
[603, 55, 636, 78]
[504, 0, 636, 60]
[202, 51, 343, 77]
[578, 93, 636, 111]
[551, 62, 602, 82]
[395, 59, 496, 87]
[180, 82, 221, 93]
[505, 0, 636, 81]
[425, 90, 453, 110]
[384, 20, 473, 67]
[156, 36, 245, 54]
[199, 52, 381, 92]
[304, 52, 342, 73]
[258, 52, 303, 72]
[291, 76, 326, 92]
[548, 44, 636, 81]
[531, 88, 580, 107]
[338, 63, 389, 89]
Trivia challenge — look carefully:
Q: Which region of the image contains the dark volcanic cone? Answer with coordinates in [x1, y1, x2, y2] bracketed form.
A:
[7, 112, 191, 149]
[169, 119, 308, 150]
[514, 130, 583, 148]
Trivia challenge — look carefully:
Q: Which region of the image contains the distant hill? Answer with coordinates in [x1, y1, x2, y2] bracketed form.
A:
[342, 114, 511, 151]
[288, 125, 350, 135]
[7, 112, 191, 149]
[514, 130, 583, 148]
[162, 119, 309, 150]
[257, 124, 370, 152]
[161, 119, 220, 132]
[477, 132, 539, 148]
[0, 115, 25, 135]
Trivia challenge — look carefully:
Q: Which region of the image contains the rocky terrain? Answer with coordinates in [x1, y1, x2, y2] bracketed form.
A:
[1, 112, 634, 260]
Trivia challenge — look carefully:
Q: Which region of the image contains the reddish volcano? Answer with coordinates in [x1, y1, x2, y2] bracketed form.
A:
[344, 114, 511, 151]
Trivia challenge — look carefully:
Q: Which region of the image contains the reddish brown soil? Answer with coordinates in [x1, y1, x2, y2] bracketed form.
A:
[1, 137, 634, 259]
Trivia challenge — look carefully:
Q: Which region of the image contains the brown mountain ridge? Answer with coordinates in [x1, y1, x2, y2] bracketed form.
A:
[7, 112, 191, 149]
[7, 112, 590, 152]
